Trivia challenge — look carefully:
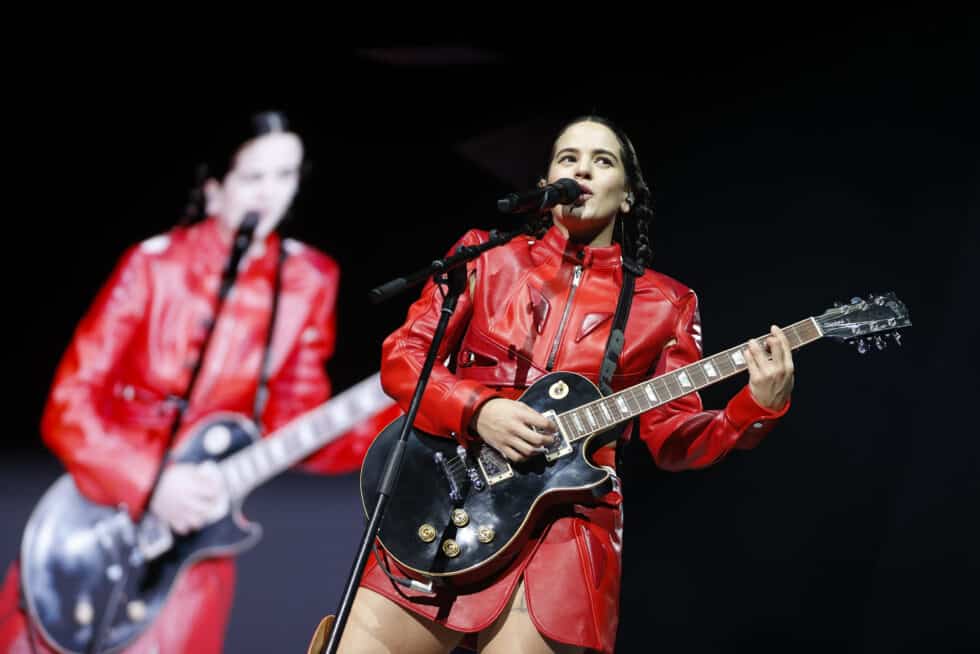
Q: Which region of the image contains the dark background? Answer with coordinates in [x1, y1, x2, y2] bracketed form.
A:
[3, 16, 977, 652]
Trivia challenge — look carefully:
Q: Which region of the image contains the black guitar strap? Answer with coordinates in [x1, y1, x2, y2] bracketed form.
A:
[252, 242, 288, 423]
[144, 236, 286, 515]
[600, 256, 642, 471]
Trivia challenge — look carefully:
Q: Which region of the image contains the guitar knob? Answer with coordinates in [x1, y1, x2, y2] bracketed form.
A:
[417, 524, 437, 543]
[441, 539, 461, 558]
[451, 509, 469, 527]
[477, 526, 496, 544]
[127, 600, 147, 622]
[74, 598, 94, 625]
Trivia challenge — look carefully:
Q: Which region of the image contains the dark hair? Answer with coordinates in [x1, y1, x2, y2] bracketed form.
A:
[530, 114, 655, 268]
[182, 110, 304, 223]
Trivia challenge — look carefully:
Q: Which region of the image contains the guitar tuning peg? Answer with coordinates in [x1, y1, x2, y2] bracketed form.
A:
[874, 335, 886, 351]
[833, 301, 843, 308]
[892, 332, 902, 346]
[855, 338, 869, 354]
[850, 297, 863, 305]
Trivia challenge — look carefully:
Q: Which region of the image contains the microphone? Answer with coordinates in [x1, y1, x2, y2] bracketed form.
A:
[234, 211, 260, 248]
[219, 211, 260, 300]
[496, 178, 582, 214]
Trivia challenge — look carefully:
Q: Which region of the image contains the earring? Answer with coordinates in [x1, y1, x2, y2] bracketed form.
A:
[623, 192, 634, 213]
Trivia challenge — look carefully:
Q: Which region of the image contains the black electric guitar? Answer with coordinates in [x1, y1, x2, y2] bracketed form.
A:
[360, 293, 911, 583]
[20, 374, 394, 654]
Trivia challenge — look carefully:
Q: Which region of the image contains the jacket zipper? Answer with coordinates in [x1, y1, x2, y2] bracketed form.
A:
[546, 265, 583, 370]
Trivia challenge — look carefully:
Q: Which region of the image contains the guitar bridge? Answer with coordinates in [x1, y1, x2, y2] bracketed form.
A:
[434, 451, 466, 502]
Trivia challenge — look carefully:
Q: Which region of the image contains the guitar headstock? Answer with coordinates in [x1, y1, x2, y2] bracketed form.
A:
[815, 292, 911, 353]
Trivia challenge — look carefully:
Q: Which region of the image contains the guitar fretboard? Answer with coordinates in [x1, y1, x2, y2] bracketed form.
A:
[217, 374, 393, 500]
[556, 318, 822, 443]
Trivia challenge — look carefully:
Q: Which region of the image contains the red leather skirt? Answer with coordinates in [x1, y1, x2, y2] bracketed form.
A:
[360, 480, 624, 654]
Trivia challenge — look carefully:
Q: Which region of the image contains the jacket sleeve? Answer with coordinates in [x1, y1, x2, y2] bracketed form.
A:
[637, 291, 789, 471]
[256, 256, 367, 474]
[41, 246, 167, 518]
[380, 230, 500, 445]
[261, 260, 337, 435]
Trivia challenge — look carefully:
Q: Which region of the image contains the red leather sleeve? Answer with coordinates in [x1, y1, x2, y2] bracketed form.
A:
[40, 246, 166, 518]
[637, 292, 789, 470]
[262, 261, 337, 434]
[261, 256, 386, 475]
[380, 230, 500, 445]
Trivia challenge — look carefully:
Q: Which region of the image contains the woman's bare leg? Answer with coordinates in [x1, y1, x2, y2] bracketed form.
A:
[336, 587, 464, 654]
[477, 579, 584, 654]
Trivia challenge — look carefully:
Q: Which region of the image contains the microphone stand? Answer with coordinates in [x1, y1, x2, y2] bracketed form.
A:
[320, 225, 531, 654]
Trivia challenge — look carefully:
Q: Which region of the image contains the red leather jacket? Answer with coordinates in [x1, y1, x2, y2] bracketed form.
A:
[0, 218, 379, 654]
[40, 218, 368, 517]
[361, 226, 788, 654]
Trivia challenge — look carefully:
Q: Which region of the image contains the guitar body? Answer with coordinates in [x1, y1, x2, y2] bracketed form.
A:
[20, 414, 262, 654]
[361, 371, 624, 582]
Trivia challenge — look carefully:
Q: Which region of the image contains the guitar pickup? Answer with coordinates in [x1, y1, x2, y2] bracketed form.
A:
[540, 410, 572, 462]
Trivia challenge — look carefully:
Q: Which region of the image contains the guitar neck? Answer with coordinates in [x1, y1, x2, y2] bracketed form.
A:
[219, 374, 391, 500]
[559, 318, 823, 443]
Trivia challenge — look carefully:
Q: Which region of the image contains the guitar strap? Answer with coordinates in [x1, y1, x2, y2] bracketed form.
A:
[143, 237, 286, 515]
[600, 255, 642, 472]
[252, 242, 288, 423]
